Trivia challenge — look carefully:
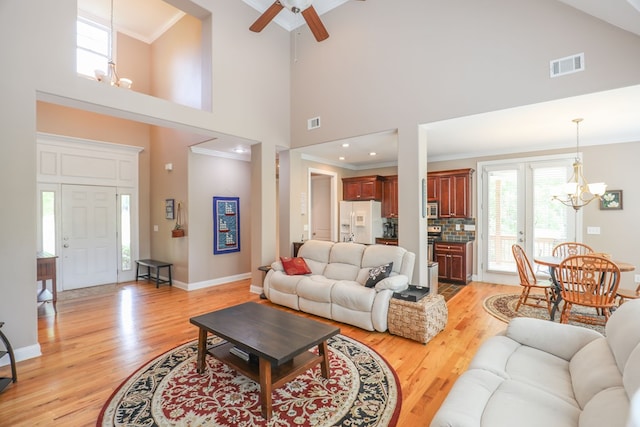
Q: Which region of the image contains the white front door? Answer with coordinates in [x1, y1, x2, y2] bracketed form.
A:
[61, 184, 118, 289]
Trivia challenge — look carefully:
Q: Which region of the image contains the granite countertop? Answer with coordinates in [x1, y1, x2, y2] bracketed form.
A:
[436, 238, 475, 243]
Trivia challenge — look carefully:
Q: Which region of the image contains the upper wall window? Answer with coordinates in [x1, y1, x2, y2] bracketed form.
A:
[77, 17, 111, 78]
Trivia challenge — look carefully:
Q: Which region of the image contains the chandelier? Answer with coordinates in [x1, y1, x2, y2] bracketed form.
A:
[96, 0, 132, 88]
[552, 118, 606, 211]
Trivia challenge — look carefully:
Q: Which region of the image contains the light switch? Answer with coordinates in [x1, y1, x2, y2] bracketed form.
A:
[153, 225, 158, 232]
[587, 226, 600, 235]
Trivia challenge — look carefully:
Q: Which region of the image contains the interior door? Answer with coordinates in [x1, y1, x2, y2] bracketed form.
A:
[311, 175, 331, 240]
[61, 184, 118, 289]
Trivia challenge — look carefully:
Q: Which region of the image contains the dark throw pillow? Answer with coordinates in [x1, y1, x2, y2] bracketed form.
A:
[365, 262, 393, 288]
[280, 257, 312, 275]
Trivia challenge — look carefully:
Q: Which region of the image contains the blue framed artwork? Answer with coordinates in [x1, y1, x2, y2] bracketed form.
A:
[213, 196, 240, 254]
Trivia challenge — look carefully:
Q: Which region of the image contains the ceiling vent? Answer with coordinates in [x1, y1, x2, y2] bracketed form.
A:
[307, 116, 321, 130]
[550, 53, 585, 78]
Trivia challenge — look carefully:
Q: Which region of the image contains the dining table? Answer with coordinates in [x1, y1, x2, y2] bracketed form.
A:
[534, 255, 636, 321]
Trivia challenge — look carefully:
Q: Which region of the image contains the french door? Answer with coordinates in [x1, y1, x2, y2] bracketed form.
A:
[478, 155, 578, 284]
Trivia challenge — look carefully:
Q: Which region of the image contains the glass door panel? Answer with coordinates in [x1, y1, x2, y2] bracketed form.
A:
[480, 156, 576, 284]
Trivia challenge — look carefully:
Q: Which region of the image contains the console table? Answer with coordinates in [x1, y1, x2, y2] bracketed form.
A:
[37, 252, 58, 306]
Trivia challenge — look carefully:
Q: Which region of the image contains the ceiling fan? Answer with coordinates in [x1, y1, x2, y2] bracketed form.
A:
[250, 0, 364, 42]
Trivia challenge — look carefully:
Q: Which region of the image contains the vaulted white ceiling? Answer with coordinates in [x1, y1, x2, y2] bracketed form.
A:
[77, 0, 640, 44]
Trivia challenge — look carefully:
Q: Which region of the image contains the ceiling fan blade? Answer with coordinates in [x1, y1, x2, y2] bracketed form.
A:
[250, 1, 284, 33]
[301, 5, 329, 42]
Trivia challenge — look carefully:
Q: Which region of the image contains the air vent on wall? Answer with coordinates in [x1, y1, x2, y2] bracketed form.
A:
[550, 53, 585, 78]
[307, 116, 321, 130]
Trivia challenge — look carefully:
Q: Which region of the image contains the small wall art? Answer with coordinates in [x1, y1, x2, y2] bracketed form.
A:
[165, 199, 175, 220]
[213, 196, 240, 254]
[600, 190, 623, 210]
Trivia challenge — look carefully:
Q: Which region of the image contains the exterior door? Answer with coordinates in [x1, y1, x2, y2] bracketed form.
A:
[61, 185, 118, 289]
[479, 156, 577, 284]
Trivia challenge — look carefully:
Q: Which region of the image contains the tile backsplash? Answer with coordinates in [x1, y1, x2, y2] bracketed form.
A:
[429, 218, 476, 242]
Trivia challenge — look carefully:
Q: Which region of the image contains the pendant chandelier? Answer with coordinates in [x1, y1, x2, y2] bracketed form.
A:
[552, 118, 606, 211]
[96, 0, 132, 88]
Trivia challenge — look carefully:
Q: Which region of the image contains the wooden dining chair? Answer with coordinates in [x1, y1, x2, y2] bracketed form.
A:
[617, 283, 640, 305]
[552, 242, 594, 258]
[511, 244, 552, 315]
[556, 255, 621, 326]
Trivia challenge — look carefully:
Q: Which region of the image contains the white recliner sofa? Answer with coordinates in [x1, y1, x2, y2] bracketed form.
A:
[263, 240, 416, 332]
[431, 298, 640, 427]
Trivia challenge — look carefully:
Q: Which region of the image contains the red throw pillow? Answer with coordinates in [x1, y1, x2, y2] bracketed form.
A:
[280, 257, 312, 275]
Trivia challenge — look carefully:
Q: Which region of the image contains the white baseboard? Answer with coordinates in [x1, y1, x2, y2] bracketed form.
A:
[185, 273, 252, 291]
[249, 284, 264, 295]
[0, 343, 41, 367]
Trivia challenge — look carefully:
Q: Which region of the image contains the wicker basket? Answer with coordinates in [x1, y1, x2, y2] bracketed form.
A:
[388, 294, 448, 344]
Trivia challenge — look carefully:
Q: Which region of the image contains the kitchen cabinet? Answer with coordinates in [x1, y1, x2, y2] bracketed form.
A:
[434, 241, 473, 284]
[375, 237, 398, 246]
[382, 175, 398, 218]
[426, 176, 438, 201]
[428, 168, 474, 218]
[342, 175, 384, 201]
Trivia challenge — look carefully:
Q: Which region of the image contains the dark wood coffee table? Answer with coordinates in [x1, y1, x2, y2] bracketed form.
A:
[189, 302, 340, 420]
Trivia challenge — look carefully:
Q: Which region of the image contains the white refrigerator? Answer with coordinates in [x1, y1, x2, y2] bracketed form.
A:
[339, 200, 383, 244]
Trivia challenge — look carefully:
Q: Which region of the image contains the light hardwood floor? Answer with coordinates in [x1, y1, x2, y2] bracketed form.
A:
[0, 280, 515, 426]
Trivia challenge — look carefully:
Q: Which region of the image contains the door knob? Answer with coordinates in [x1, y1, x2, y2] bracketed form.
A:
[63, 244, 69, 248]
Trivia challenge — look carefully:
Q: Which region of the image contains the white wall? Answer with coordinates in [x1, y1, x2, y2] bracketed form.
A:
[188, 152, 252, 285]
[289, 0, 640, 146]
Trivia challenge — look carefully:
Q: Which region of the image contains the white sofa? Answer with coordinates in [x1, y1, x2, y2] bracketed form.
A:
[263, 240, 416, 332]
[431, 298, 640, 427]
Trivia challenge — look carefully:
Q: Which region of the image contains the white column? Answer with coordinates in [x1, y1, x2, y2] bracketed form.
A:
[251, 142, 278, 291]
[397, 124, 428, 286]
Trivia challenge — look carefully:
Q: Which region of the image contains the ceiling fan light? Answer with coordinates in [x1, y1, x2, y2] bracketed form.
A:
[280, 0, 312, 13]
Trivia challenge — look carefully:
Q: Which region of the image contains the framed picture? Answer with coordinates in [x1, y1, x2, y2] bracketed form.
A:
[600, 190, 623, 210]
[213, 196, 240, 254]
[165, 199, 175, 219]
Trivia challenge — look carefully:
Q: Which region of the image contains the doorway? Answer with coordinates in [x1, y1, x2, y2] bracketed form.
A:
[311, 174, 331, 240]
[477, 154, 578, 284]
[308, 168, 338, 242]
[37, 133, 141, 290]
[61, 184, 118, 289]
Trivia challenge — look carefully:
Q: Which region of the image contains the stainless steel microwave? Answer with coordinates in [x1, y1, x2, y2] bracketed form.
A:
[427, 202, 438, 219]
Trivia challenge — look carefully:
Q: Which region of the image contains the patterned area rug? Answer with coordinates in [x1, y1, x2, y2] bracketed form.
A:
[98, 334, 401, 427]
[482, 293, 605, 334]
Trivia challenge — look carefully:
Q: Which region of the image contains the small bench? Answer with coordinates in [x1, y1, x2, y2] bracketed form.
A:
[135, 259, 173, 288]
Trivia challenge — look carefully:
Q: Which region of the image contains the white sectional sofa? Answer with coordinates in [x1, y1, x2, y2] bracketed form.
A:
[262, 240, 416, 332]
[431, 298, 640, 427]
